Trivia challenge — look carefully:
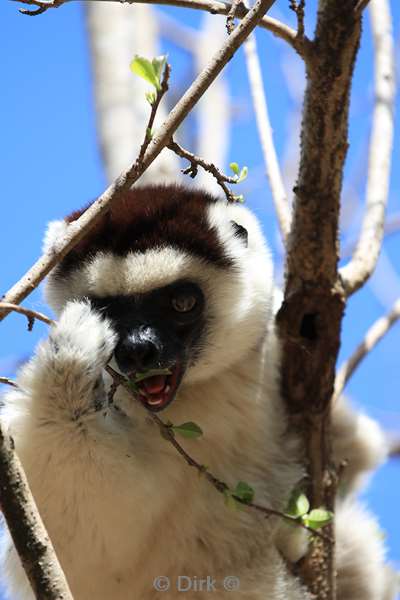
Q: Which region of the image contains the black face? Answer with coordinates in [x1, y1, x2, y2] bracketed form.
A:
[90, 280, 205, 412]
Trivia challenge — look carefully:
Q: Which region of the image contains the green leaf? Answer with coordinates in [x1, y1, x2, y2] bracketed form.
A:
[229, 162, 239, 175]
[233, 194, 244, 203]
[237, 166, 248, 183]
[171, 421, 203, 439]
[233, 481, 255, 504]
[152, 55, 167, 81]
[130, 55, 160, 90]
[286, 490, 310, 518]
[133, 368, 171, 383]
[145, 91, 157, 105]
[146, 128, 153, 141]
[303, 508, 333, 530]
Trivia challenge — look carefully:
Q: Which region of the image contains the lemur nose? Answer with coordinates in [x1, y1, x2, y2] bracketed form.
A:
[114, 334, 160, 374]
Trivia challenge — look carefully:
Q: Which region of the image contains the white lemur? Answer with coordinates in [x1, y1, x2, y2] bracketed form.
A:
[0, 185, 395, 599]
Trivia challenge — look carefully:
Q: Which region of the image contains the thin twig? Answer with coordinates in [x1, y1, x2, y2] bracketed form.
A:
[226, 0, 242, 34]
[243, 34, 291, 242]
[11, 0, 64, 14]
[340, 0, 395, 296]
[334, 298, 400, 400]
[104, 366, 332, 542]
[167, 139, 239, 202]
[0, 303, 55, 329]
[0, 377, 18, 388]
[0, 424, 73, 599]
[1, 0, 277, 322]
[289, 0, 305, 39]
[13, 0, 309, 59]
[135, 64, 171, 168]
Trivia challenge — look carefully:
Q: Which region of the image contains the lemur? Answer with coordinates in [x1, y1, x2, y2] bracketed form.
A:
[0, 185, 395, 599]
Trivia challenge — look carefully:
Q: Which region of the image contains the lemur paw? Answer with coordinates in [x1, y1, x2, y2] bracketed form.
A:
[48, 300, 117, 373]
[27, 300, 117, 417]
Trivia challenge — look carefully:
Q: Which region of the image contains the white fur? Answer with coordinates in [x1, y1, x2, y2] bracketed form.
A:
[42, 220, 69, 254]
[0, 198, 394, 600]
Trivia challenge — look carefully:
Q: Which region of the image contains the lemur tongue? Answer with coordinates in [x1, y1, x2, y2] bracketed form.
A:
[142, 375, 167, 394]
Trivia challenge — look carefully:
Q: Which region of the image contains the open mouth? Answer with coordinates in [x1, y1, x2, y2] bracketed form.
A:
[130, 363, 183, 412]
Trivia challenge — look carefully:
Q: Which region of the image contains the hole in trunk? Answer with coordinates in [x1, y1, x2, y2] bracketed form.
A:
[300, 313, 318, 341]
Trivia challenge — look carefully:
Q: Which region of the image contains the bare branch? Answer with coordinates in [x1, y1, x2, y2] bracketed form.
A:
[1, 0, 277, 322]
[14, 0, 308, 58]
[167, 139, 239, 202]
[289, 0, 305, 39]
[334, 298, 400, 400]
[243, 34, 291, 242]
[105, 366, 332, 543]
[0, 422, 73, 599]
[12, 0, 64, 14]
[0, 377, 18, 388]
[226, 0, 242, 34]
[0, 303, 55, 329]
[340, 0, 395, 296]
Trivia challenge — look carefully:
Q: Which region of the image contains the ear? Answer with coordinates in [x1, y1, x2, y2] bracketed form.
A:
[42, 220, 69, 254]
[231, 221, 248, 247]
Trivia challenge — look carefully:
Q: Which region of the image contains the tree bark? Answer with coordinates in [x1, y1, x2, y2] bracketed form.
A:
[276, 2, 362, 598]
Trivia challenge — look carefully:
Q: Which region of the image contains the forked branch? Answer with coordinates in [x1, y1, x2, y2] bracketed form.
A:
[167, 139, 240, 202]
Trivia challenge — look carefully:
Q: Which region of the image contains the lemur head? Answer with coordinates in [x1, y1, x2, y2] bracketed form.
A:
[44, 185, 274, 411]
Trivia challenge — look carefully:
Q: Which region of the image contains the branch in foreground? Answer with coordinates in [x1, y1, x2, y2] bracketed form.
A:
[334, 297, 400, 400]
[243, 34, 291, 242]
[0, 303, 55, 330]
[1, 0, 276, 322]
[105, 366, 332, 543]
[167, 139, 239, 202]
[0, 377, 18, 388]
[0, 422, 73, 600]
[13, 0, 311, 60]
[340, 0, 395, 296]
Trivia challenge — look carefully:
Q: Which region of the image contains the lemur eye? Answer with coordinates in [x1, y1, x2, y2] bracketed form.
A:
[171, 294, 197, 313]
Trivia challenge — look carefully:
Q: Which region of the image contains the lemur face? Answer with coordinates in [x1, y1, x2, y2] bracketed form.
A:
[89, 280, 206, 411]
[44, 185, 274, 409]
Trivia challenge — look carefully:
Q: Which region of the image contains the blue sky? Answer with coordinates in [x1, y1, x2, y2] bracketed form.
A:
[1, 0, 400, 577]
